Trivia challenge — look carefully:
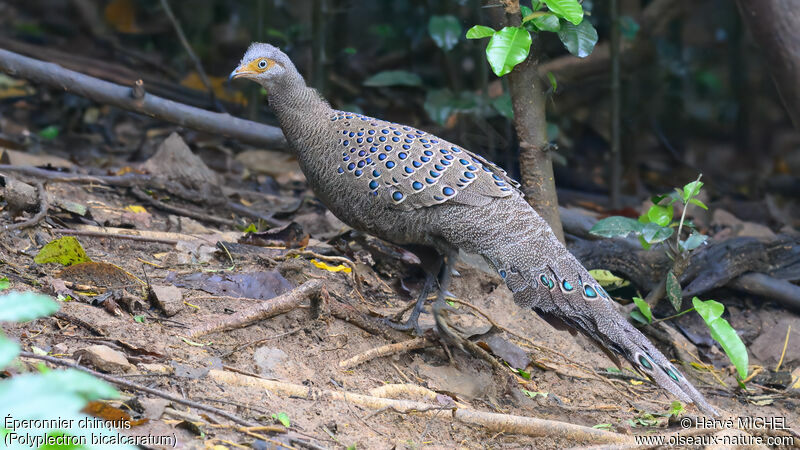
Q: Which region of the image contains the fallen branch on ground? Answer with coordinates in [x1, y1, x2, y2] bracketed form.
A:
[569, 230, 800, 309]
[339, 337, 431, 369]
[0, 48, 286, 149]
[210, 369, 633, 444]
[187, 279, 323, 338]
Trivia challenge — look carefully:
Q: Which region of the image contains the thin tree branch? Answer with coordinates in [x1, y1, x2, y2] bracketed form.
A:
[159, 0, 224, 112]
[0, 48, 286, 149]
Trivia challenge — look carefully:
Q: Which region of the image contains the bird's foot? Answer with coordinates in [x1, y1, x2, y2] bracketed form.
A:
[381, 314, 425, 335]
[431, 296, 467, 352]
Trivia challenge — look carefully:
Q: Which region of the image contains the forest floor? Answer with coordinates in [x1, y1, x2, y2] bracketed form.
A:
[1, 119, 799, 449]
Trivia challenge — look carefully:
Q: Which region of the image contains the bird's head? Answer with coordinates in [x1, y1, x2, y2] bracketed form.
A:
[229, 43, 294, 88]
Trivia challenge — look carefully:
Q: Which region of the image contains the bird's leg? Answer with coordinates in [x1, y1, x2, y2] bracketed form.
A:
[431, 251, 464, 348]
[383, 268, 438, 334]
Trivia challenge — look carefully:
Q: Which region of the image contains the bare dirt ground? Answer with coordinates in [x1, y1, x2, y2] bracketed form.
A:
[1, 127, 799, 449]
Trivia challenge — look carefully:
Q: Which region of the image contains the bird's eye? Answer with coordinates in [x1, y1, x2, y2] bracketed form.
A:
[257, 59, 268, 69]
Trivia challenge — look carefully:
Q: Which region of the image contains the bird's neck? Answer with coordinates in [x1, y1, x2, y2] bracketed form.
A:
[266, 73, 332, 157]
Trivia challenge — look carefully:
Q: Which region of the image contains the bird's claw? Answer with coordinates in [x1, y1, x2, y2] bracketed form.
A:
[380, 316, 424, 336]
[432, 298, 466, 352]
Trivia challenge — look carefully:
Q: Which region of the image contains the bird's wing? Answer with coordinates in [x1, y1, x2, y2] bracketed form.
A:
[330, 111, 521, 210]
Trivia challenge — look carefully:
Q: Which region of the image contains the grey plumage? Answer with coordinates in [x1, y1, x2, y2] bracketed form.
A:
[231, 43, 718, 416]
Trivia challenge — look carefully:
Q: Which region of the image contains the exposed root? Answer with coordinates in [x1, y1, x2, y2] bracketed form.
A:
[210, 369, 634, 444]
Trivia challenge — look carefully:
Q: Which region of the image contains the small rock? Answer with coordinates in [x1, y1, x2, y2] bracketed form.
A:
[2, 178, 39, 214]
[141, 133, 222, 198]
[175, 216, 214, 234]
[789, 367, 800, 394]
[750, 318, 800, 367]
[711, 209, 776, 239]
[74, 345, 135, 373]
[51, 343, 70, 355]
[149, 285, 184, 316]
[139, 363, 173, 374]
[136, 397, 169, 420]
[253, 347, 288, 378]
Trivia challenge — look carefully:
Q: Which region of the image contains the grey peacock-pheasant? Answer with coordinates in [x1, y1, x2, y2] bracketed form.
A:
[230, 43, 717, 416]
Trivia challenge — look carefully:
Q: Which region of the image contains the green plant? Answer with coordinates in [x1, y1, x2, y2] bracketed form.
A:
[467, 0, 598, 77]
[589, 176, 749, 382]
[0, 291, 136, 449]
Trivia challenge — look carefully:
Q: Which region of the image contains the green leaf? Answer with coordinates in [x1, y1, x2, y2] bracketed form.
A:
[490, 92, 514, 120]
[0, 291, 60, 323]
[40, 430, 86, 450]
[545, 0, 584, 24]
[485, 26, 532, 77]
[521, 389, 547, 398]
[38, 125, 60, 140]
[242, 223, 258, 233]
[520, 5, 534, 18]
[667, 400, 685, 417]
[647, 204, 673, 227]
[466, 25, 495, 39]
[546, 122, 560, 141]
[557, 19, 598, 58]
[689, 198, 708, 210]
[530, 13, 561, 32]
[0, 277, 8, 291]
[681, 232, 708, 252]
[340, 103, 363, 114]
[620, 15, 640, 40]
[665, 271, 682, 312]
[641, 222, 674, 244]
[651, 194, 671, 205]
[33, 236, 91, 266]
[682, 180, 704, 203]
[272, 412, 291, 427]
[515, 368, 531, 380]
[363, 70, 422, 87]
[692, 297, 748, 379]
[588, 269, 629, 289]
[546, 71, 558, 92]
[630, 310, 648, 325]
[593, 423, 612, 430]
[428, 15, 462, 51]
[0, 369, 132, 450]
[0, 334, 20, 370]
[632, 296, 652, 323]
[424, 89, 482, 125]
[134, 315, 145, 323]
[589, 216, 644, 238]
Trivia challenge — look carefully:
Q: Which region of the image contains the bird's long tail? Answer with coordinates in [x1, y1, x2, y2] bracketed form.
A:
[440, 196, 718, 416]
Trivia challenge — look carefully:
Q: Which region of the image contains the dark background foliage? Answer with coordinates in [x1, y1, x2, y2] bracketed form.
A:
[0, 0, 797, 210]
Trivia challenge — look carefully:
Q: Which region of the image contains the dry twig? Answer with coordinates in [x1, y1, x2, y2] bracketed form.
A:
[338, 337, 431, 369]
[186, 279, 323, 338]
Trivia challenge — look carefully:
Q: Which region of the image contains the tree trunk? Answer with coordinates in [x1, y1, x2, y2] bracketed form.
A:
[735, 0, 800, 129]
[496, 13, 565, 243]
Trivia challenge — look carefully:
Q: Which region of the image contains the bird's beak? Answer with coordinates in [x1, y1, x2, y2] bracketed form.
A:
[229, 65, 253, 81]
